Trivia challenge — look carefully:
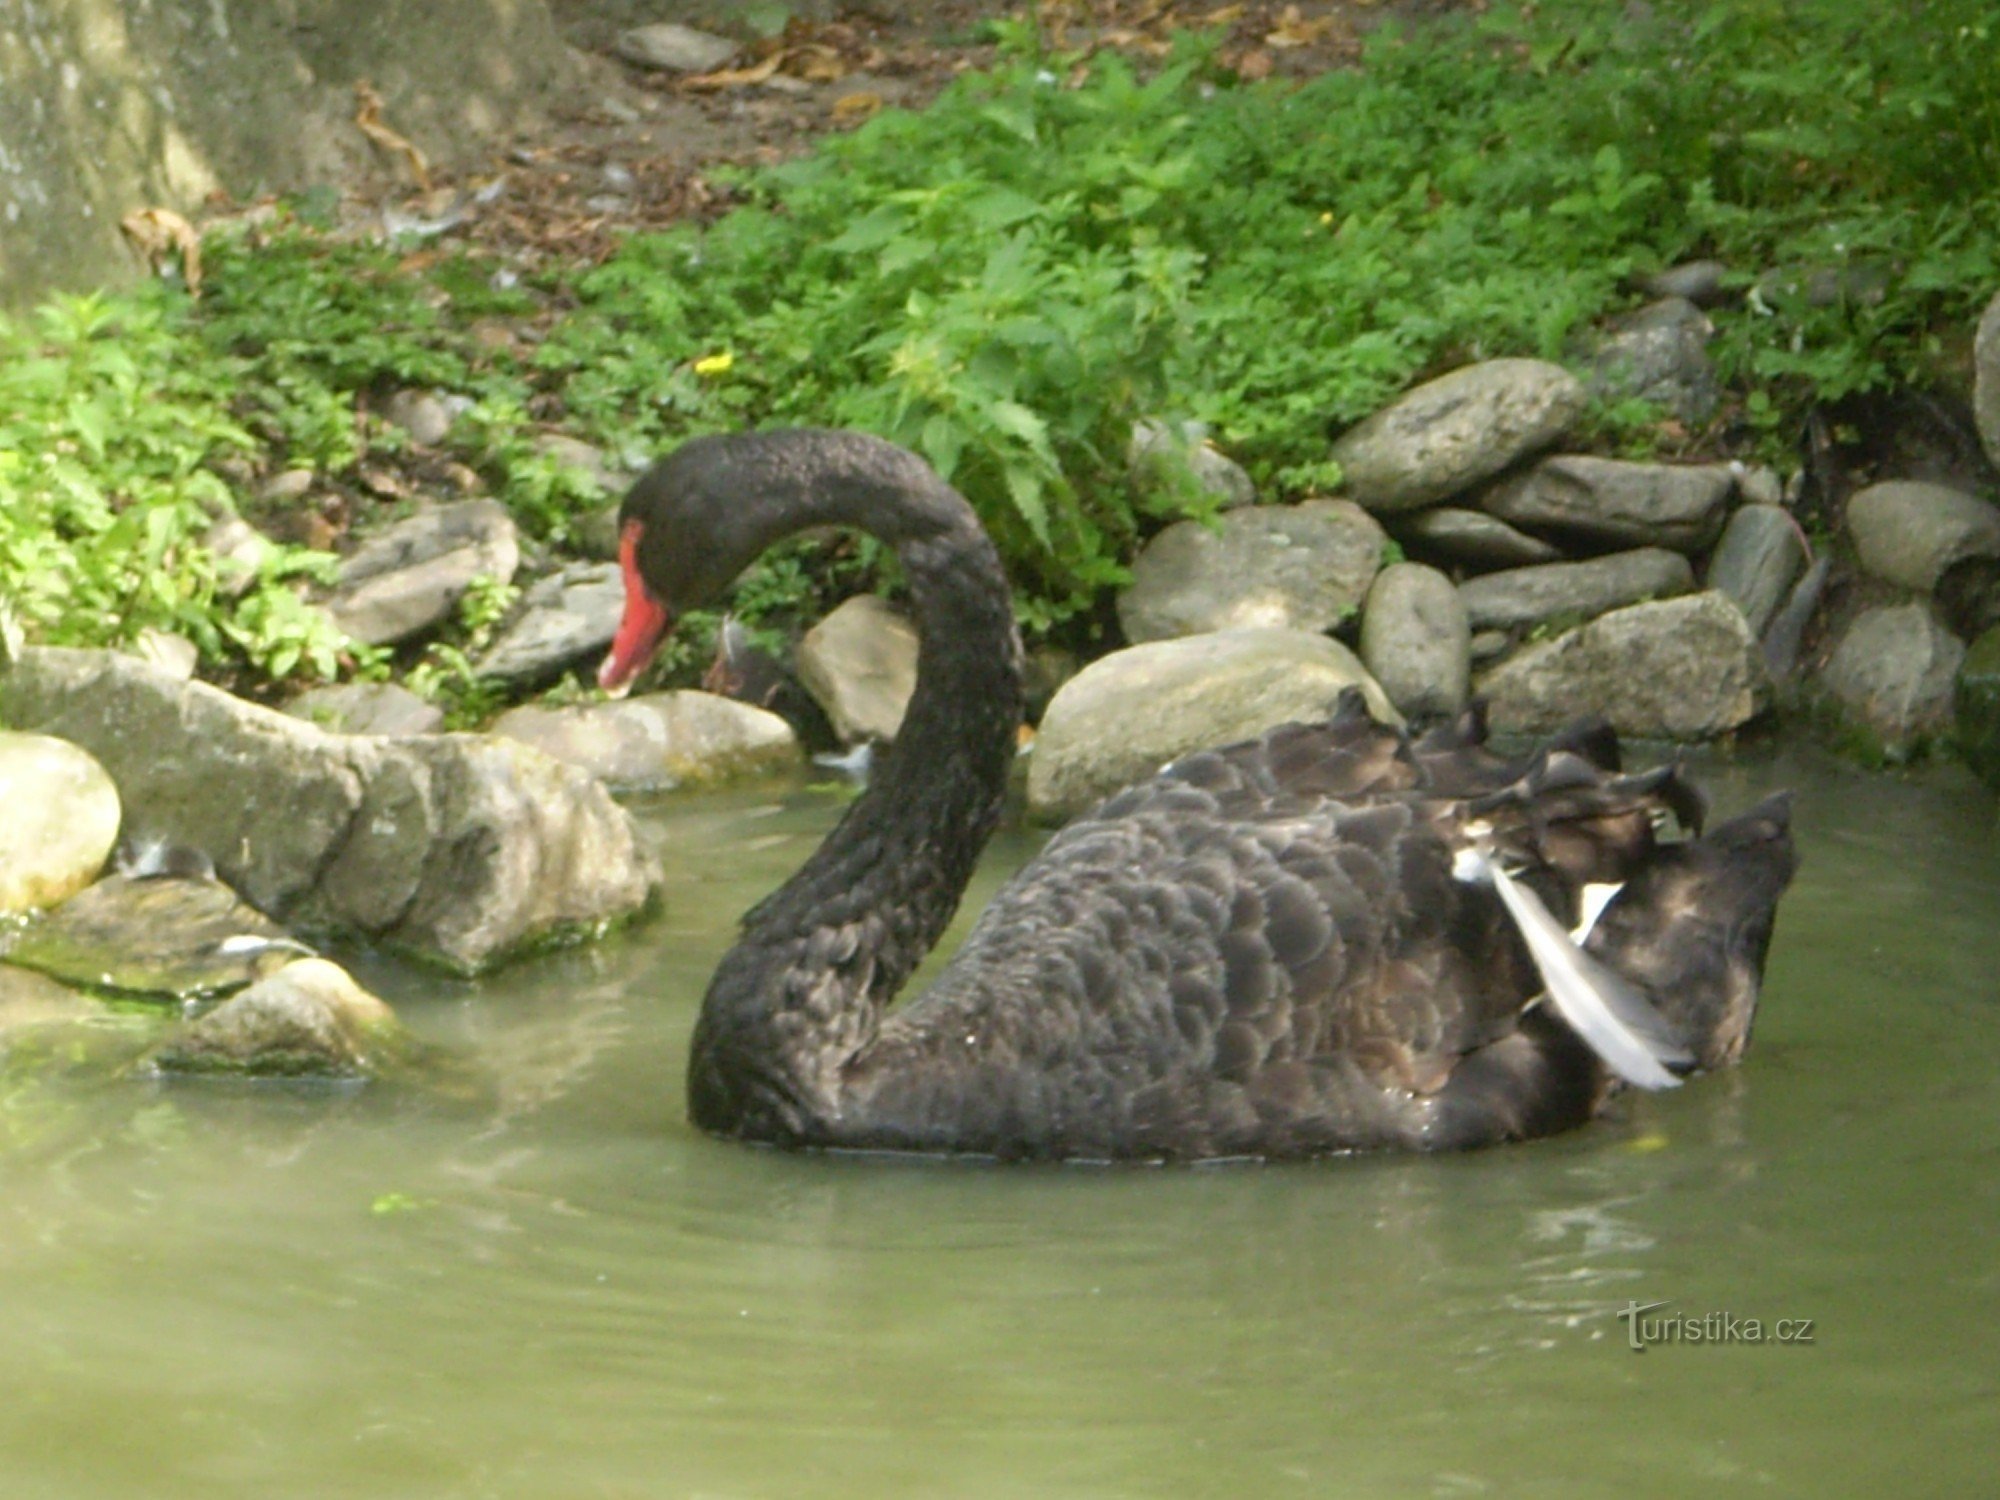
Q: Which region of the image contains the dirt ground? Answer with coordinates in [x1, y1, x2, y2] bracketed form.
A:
[358, 1, 1468, 275]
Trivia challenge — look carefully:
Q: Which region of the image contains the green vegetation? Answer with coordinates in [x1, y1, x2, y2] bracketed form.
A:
[2, 0, 1994, 695]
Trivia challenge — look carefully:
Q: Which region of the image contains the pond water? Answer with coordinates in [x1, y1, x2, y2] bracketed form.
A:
[1, 747, 1995, 1498]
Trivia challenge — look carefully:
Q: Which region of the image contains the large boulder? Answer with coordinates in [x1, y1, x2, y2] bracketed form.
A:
[1358, 563, 1470, 721]
[1330, 359, 1585, 514]
[1117, 501, 1385, 644]
[1479, 455, 1734, 553]
[1457, 548, 1695, 632]
[1392, 507, 1561, 570]
[1705, 504, 1810, 637]
[1027, 628, 1397, 822]
[795, 595, 920, 744]
[323, 499, 521, 647]
[491, 693, 800, 792]
[1846, 481, 2000, 638]
[0, 649, 658, 973]
[0, 731, 121, 914]
[1818, 603, 1965, 761]
[1479, 592, 1767, 740]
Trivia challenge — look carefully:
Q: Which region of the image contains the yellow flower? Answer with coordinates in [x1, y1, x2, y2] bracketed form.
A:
[693, 351, 735, 377]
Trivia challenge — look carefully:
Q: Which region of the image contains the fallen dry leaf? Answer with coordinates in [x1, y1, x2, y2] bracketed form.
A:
[119, 207, 203, 295]
[681, 54, 784, 92]
[831, 91, 885, 125]
[354, 81, 432, 191]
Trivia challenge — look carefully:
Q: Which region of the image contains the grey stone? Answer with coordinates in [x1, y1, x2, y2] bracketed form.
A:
[572, 503, 624, 562]
[1393, 506, 1562, 570]
[205, 516, 280, 599]
[1330, 359, 1586, 514]
[325, 499, 521, 647]
[1480, 455, 1733, 553]
[1127, 419, 1257, 511]
[286, 682, 445, 737]
[1479, 592, 1767, 741]
[1457, 548, 1695, 632]
[1847, 481, 2000, 633]
[131, 628, 200, 681]
[0, 732, 121, 914]
[0, 649, 658, 974]
[1358, 563, 1470, 721]
[1026, 629, 1398, 823]
[1705, 505, 1810, 637]
[1734, 463, 1785, 507]
[535, 433, 629, 499]
[1469, 629, 1513, 663]
[491, 693, 800, 792]
[5, 874, 305, 998]
[614, 23, 739, 72]
[795, 595, 920, 744]
[147, 958, 404, 1080]
[475, 562, 626, 687]
[1819, 604, 1964, 760]
[1586, 297, 1719, 421]
[1978, 291, 2000, 475]
[1117, 500, 1386, 644]
[1642, 260, 1731, 306]
[382, 389, 457, 447]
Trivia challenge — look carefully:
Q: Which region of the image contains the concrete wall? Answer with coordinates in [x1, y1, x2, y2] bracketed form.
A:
[0, 0, 584, 308]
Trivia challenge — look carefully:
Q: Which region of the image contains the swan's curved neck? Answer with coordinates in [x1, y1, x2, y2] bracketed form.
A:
[687, 458, 1023, 1141]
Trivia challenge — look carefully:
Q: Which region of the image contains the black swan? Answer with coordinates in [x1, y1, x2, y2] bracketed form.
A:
[600, 429, 1796, 1161]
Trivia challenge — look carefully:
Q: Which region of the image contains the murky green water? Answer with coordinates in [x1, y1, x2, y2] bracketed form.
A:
[2, 749, 1996, 1498]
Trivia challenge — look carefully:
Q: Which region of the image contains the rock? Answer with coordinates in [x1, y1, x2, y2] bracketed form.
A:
[1818, 603, 1964, 760]
[205, 515, 279, 599]
[475, 562, 625, 688]
[0, 964, 105, 1034]
[1392, 506, 1562, 570]
[324, 499, 521, 647]
[535, 432, 629, 499]
[1330, 359, 1586, 514]
[1480, 455, 1733, 553]
[1480, 592, 1767, 740]
[147, 958, 404, 1080]
[1127, 419, 1257, 511]
[130, 628, 199, 681]
[1762, 556, 1831, 685]
[1027, 628, 1398, 822]
[1585, 297, 1718, 421]
[285, 682, 445, 737]
[1457, 548, 1695, 632]
[614, 23, 739, 72]
[491, 693, 800, 792]
[1977, 291, 2000, 475]
[795, 595, 920, 744]
[1469, 629, 1512, 663]
[4, 874, 306, 998]
[1116, 500, 1386, 644]
[1846, 481, 2000, 637]
[1358, 563, 1470, 721]
[572, 503, 624, 562]
[382, 389, 458, 446]
[0, 732, 121, 914]
[1734, 463, 1785, 507]
[1642, 260, 1731, 306]
[1705, 505, 1810, 637]
[1954, 625, 2000, 791]
[0, 649, 658, 974]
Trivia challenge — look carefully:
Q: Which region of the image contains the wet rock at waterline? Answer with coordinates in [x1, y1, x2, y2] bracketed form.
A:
[1480, 456, 1734, 554]
[1117, 500, 1385, 644]
[1845, 481, 2000, 636]
[4, 874, 305, 998]
[1480, 592, 1767, 740]
[474, 562, 625, 688]
[491, 693, 800, 792]
[1028, 628, 1398, 823]
[146, 959, 404, 1081]
[1954, 625, 2000, 792]
[286, 682, 445, 737]
[1705, 505, 1811, 638]
[1391, 507, 1562, 571]
[1330, 359, 1585, 514]
[0, 963, 106, 1034]
[1, 649, 659, 974]
[1127, 419, 1257, 512]
[1584, 296, 1719, 422]
[0, 732, 122, 915]
[1358, 563, 1470, 721]
[1818, 603, 1965, 761]
[323, 499, 521, 647]
[1457, 548, 1695, 633]
[795, 595, 920, 744]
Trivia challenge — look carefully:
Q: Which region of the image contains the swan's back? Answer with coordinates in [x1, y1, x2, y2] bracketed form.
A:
[827, 695, 1794, 1160]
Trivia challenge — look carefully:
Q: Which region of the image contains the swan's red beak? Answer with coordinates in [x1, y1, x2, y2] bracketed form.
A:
[598, 519, 671, 698]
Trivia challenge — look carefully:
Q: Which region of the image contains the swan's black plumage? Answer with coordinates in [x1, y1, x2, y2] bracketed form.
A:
[604, 429, 1796, 1161]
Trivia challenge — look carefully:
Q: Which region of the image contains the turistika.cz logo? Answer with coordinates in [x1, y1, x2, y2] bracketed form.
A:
[1615, 1299, 1817, 1353]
